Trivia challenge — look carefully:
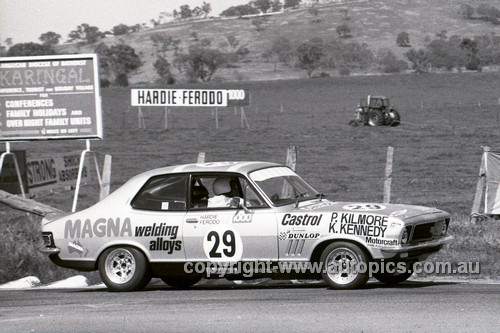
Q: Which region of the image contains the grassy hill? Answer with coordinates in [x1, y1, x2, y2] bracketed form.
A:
[57, 0, 500, 84]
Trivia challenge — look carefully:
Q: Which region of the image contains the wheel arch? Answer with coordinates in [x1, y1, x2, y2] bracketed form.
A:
[94, 240, 151, 270]
[309, 238, 373, 264]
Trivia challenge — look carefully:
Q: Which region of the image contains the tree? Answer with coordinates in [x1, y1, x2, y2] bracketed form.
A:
[112, 24, 130, 36]
[175, 44, 227, 82]
[296, 38, 324, 78]
[252, 17, 266, 32]
[254, 0, 272, 13]
[68, 23, 104, 44]
[201, 2, 212, 17]
[426, 38, 464, 70]
[221, 5, 259, 17]
[154, 56, 176, 84]
[459, 4, 475, 19]
[309, 7, 320, 23]
[39, 31, 61, 46]
[284, 0, 300, 9]
[271, 0, 283, 12]
[262, 36, 293, 70]
[396, 31, 410, 47]
[404, 48, 430, 73]
[95, 43, 141, 85]
[7, 42, 55, 56]
[377, 49, 408, 73]
[461, 37, 481, 70]
[336, 24, 352, 38]
[226, 34, 240, 50]
[151, 34, 174, 54]
[180, 5, 192, 19]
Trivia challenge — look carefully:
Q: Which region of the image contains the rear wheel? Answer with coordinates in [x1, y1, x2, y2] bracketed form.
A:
[389, 109, 401, 126]
[320, 242, 369, 289]
[98, 246, 151, 292]
[367, 110, 385, 126]
[373, 271, 413, 284]
[161, 276, 201, 289]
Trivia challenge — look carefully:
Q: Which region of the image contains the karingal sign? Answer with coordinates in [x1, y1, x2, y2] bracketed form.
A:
[0, 54, 102, 141]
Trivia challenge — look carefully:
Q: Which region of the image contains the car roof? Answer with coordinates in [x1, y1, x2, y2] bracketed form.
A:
[135, 161, 283, 179]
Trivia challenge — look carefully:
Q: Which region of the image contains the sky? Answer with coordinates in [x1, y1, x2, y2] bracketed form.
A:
[0, 0, 249, 44]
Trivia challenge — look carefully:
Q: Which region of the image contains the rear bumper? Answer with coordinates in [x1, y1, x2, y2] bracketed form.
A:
[39, 246, 61, 255]
[380, 236, 453, 256]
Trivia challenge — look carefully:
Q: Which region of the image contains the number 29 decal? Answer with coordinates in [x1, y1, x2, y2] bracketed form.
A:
[203, 226, 243, 262]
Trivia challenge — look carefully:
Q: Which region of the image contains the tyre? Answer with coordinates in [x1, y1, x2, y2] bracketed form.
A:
[348, 120, 359, 127]
[373, 271, 413, 284]
[161, 276, 201, 289]
[98, 246, 151, 292]
[367, 110, 385, 126]
[389, 109, 401, 126]
[320, 242, 369, 289]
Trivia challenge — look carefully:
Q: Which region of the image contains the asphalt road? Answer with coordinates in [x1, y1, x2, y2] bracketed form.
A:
[0, 280, 498, 333]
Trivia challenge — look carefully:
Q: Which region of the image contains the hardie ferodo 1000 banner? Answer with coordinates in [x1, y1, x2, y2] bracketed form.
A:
[0, 54, 103, 141]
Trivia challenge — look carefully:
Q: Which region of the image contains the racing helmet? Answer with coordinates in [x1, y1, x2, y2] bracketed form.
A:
[213, 177, 232, 196]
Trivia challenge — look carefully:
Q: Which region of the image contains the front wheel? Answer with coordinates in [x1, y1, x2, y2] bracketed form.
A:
[320, 242, 369, 289]
[98, 246, 151, 292]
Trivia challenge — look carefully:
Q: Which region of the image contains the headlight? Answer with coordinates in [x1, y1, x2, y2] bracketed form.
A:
[401, 226, 412, 245]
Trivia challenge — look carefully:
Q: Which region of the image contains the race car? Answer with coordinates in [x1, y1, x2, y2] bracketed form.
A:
[40, 161, 453, 291]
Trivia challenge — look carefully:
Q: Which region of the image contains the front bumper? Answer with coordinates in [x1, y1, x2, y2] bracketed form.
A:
[380, 235, 453, 254]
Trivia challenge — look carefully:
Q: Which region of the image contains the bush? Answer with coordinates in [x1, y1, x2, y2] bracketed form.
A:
[114, 73, 129, 86]
[100, 78, 111, 88]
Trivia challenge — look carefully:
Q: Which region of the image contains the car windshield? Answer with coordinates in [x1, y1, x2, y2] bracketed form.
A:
[249, 167, 319, 206]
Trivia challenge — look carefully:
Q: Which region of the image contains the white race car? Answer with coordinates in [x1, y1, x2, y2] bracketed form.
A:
[40, 161, 453, 291]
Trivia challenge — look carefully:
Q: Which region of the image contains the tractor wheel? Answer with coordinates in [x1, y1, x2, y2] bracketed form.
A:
[389, 109, 401, 126]
[367, 110, 385, 126]
[348, 120, 358, 127]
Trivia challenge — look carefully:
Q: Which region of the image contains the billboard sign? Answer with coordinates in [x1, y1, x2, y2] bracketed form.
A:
[26, 151, 93, 194]
[0, 54, 103, 141]
[130, 89, 250, 107]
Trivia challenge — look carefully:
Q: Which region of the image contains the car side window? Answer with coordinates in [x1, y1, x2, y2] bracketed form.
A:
[131, 174, 187, 211]
[189, 175, 267, 209]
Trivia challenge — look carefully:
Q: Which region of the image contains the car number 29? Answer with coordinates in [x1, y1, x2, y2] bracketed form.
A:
[203, 226, 243, 262]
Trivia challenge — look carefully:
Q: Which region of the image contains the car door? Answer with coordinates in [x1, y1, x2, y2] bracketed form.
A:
[128, 173, 187, 262]
[183, 173, 278, 263]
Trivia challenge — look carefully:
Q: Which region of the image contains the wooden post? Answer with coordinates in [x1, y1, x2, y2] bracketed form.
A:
[99, 155, 112, 201]
[138, 107, 146, 129]
[165, 106, 168, 129]
[0, 189, 64, 216]
[280, 104, 284, 113]
[241, 107, 250, 129]
[285, 146, 297, 171]
[197, 152, 206, 163]
[282, 146, 297, 198]
[383, 146, 394, 204]
[215, 107, 219, 129]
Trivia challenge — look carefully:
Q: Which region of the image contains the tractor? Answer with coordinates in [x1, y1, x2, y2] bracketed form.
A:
[349, 95, 401, 127]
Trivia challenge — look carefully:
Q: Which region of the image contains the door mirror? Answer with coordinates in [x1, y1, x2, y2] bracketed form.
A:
[234, 197, 254, 214]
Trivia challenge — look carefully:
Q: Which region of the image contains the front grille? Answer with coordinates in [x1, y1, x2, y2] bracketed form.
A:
[410, 220, 446, 243]
[42, 232, 54, 247]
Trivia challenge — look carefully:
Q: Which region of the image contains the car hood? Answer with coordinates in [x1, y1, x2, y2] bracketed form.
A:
[294, 200, 448, 222]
